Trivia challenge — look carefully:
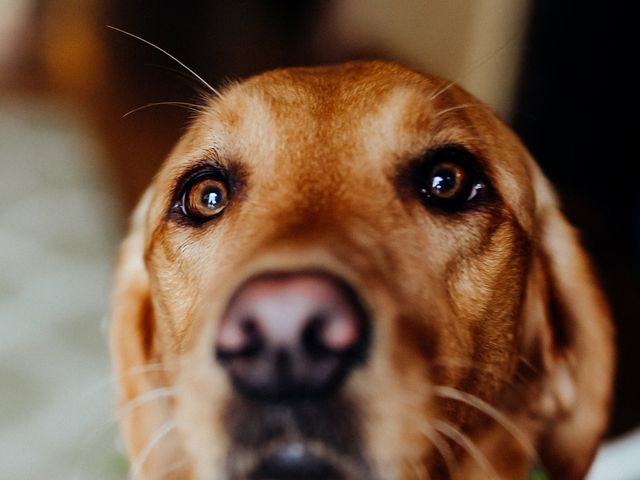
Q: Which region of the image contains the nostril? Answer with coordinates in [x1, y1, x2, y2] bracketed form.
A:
[302, 312, 360, 357]
[216, 316, 264, 361]
[302, 314, 332, 356]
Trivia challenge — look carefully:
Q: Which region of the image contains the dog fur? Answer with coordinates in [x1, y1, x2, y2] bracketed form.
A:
[110, 61, 614, 479]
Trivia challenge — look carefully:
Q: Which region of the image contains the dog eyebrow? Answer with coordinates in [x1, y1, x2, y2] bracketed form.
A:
[168, 155, 223, 194]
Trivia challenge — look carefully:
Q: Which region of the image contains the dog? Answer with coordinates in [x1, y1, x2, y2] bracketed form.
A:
[110, 61, 614, 479]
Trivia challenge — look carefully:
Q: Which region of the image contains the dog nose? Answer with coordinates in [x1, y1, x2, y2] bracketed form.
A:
[215, 273, 369, 400]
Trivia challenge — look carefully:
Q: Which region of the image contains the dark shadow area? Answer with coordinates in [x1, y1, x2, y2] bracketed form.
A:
[513, 0, 639, 436]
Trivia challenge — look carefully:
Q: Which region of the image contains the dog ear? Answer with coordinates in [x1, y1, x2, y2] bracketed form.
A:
[109, 190, 177, 473]
[526, 167, 615, 479]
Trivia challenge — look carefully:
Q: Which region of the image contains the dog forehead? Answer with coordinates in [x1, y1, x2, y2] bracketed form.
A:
[202, 62, 437, 168]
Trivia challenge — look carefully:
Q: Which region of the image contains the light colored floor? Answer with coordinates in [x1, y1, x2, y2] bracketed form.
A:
[0, 99, 124, 479]
[588, 427, 640, 480]
[1, 98, 638, 480]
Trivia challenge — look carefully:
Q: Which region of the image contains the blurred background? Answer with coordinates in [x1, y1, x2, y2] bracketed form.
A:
[1, 0, 637, 478]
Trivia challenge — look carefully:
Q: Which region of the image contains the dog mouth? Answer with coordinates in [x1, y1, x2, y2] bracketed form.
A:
[231, 437, 367, 480]
[224, 396, 370, 479]
[245, 440, 346, 480]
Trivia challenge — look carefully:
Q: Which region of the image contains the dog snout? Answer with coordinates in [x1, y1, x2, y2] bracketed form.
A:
[215, 272, 369, 400]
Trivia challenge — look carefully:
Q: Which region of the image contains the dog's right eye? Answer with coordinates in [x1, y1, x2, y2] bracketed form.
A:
[179, 173, 230, 220]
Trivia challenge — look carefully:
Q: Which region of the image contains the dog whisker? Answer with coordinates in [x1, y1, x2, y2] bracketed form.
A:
[408, 457, 432, 480]
[106, 25, 220, 97]
[116, 386, 178, 421]
[429, 79, 457, 103]
[418, 422, 458, 480]
[431, 419, 499, 480]
[74, 368, 179, 442]
[116, 361, 182, 381]
[68, 363, 178, 480]
[428, 30, 522, 103]
[123, 361, 179, 375]
[122, 101, 205, 118]
[433, 103, 485, 119]
[143, 62, 217, 94]
[77, 362, 175, 404]
[433, 385, 539, 462]
[128, 420, 177, 480]
[75, 386, 179, 461]
[431, 357, 533, 398]
[156, 457, 188, 479]
[517, 355, 542, 376]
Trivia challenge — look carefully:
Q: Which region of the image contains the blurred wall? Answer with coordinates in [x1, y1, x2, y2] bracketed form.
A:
[513, 0, 639, 437]
[324, 0, 531, 118]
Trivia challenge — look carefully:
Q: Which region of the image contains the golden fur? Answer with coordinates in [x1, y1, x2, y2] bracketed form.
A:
[111, 61, 614, 479]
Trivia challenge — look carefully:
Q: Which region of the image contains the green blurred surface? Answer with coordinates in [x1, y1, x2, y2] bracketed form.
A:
[529, 464, 550, 480]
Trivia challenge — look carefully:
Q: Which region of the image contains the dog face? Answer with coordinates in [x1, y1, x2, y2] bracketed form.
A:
[110, 62, 614, 479]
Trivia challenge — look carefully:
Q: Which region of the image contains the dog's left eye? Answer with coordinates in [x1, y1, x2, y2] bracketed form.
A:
[180, 173, 230, 220]
[419, 147, 486, 209]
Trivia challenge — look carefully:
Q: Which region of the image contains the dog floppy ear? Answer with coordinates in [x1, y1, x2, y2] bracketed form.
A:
[109, 189, 179, 474]
[527, 166, 615, 479]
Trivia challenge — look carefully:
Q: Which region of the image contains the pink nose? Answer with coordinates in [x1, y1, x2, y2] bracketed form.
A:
[215, 273, 369, 400]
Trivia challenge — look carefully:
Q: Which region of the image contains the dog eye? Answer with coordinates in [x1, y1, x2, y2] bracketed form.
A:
[181, 174, 229, 220]
[419, 147, 485, 209]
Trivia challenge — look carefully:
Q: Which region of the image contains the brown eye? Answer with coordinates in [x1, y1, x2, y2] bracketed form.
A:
[418, 146, 487, 210]
[182, 175, 229, 220]
[424, 161, 467, 200]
